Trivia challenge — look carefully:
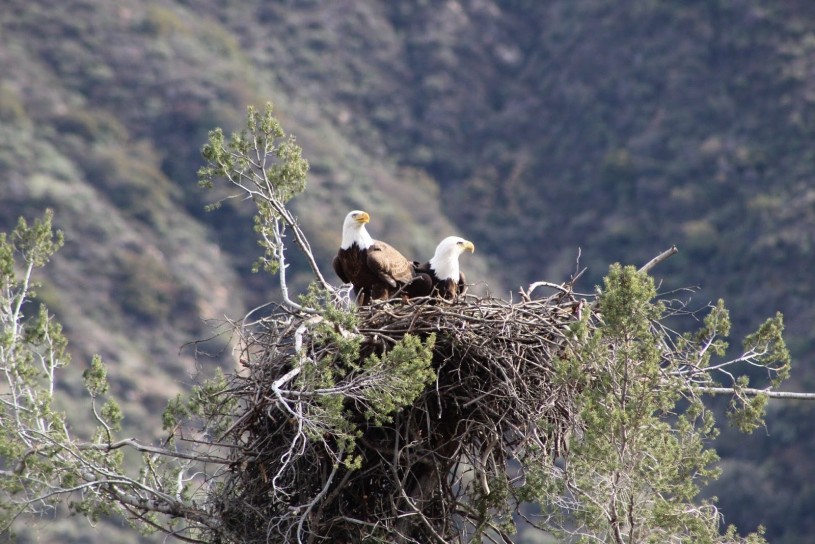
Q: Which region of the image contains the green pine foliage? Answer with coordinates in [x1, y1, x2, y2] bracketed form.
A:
[571, 266, 726, 541]
[526, 264, 787, 543]
[0, 212, 209, 539]
[294, 285, 436, 457]
[199, 103, 310, 276]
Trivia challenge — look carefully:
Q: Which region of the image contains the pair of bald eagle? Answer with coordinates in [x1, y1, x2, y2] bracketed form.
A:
[333, 210, 475, 304]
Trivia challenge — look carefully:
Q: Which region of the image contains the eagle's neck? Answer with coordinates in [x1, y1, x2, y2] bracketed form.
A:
[429, 251, 459, 281]
[341, 224, 374, 250]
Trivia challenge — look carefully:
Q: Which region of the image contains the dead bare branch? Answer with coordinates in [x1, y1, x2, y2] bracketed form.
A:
[695, 387, 815, 400]
[639, 245, 678, 273]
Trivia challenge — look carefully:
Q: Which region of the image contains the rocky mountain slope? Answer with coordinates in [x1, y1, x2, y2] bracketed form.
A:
[2, 1, 815, 542]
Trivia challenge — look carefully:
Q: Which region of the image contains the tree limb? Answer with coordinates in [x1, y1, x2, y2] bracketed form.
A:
[695, 386, 815, 400]
[639, 245, 678, 274]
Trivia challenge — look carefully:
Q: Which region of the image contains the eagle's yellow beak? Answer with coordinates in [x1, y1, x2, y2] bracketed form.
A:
[463, 240, 475, 253]
[356, 211, 370, 224]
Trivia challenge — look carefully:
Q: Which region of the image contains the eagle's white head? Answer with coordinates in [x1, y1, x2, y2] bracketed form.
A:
[429, 236, 475, 280]
[340, 210, 374, 250]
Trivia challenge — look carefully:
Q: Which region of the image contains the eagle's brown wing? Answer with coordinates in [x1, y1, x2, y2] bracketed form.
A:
[457, 269, 468, 296]
[367, 241, 414, 287]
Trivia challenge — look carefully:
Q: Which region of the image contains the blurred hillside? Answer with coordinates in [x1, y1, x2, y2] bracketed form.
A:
[2, 1, 815, 542]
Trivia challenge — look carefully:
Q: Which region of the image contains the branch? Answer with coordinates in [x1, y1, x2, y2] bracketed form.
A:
[78, 437, 231, 464]
[267, 217, 308, 312]
[524, 281, 571, 298]
[639, 245, 678, 274]
[90, 473, 219, 530]
[276, 205, 331, 292]
[695, 387, 815, 400]
[14, 436, 229, 475]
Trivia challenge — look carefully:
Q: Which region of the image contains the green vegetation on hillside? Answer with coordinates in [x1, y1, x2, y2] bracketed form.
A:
[3, 1, 815, 541]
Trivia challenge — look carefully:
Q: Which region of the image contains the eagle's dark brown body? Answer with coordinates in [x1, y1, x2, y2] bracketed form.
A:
[334, 242, 432, 304]
[410, 262, 467, 299]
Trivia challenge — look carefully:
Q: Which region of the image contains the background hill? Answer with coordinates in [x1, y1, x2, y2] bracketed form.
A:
[2, 1, 814, 542]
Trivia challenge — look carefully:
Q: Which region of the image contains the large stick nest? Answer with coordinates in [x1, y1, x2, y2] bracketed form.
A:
[211, 287, 592, 543]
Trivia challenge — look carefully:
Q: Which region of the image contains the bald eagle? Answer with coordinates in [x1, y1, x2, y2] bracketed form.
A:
[409, 236, 475, 299]
[333, 210, 432, 304]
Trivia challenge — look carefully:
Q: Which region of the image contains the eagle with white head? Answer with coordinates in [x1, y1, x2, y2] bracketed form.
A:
[410, 236, 475, 299]
[332, 210, 432, 304]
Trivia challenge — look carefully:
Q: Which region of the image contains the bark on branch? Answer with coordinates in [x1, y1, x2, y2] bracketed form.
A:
[696, 386, 815, 400]
[639, 245, 678, 273]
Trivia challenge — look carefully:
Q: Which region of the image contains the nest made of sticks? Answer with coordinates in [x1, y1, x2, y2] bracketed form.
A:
[211, 287, 592, 543]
